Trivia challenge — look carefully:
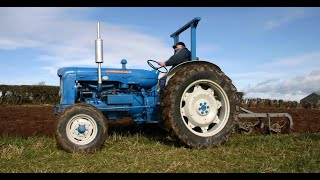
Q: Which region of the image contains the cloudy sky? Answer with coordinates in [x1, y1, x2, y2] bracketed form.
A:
[0, 7, 319, 101]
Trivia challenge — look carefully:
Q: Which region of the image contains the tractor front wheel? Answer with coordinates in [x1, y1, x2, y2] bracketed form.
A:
[55, 103, 108, 152]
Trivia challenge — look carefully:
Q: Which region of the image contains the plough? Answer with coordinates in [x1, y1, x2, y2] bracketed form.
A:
[238, 107, 294, 134]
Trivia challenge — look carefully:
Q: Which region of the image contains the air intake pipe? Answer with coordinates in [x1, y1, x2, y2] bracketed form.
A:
[95, 22, 103, 94]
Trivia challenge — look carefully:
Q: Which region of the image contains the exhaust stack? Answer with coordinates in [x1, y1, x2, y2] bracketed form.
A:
[95, 22, 103, 92]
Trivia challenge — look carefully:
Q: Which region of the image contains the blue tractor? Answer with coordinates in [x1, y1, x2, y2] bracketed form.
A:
[55, 17, 239, 152]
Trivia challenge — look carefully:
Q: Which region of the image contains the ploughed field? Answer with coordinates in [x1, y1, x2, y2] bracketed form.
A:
[0, 105, 319, 138]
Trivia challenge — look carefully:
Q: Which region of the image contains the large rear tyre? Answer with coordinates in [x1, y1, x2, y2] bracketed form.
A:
[55, 103, 108, 152]
[162, 63, 239, 148]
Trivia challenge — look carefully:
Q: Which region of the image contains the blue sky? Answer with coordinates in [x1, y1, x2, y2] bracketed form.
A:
[1, 7, 320, 101]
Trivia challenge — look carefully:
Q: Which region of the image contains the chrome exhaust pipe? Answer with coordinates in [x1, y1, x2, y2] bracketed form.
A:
[95, 22, 103, 93]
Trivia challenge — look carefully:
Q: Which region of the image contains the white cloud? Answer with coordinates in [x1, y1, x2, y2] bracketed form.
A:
[232, 71, 285, 91]
[233, 50, 320, 101]
[0, 38, 42, 50]
[268, 51, 320, 67]
[265, 8, 306, 30]
[265, 21, 281, 30]
[234, 71, 285, 79]
[41, 66, 58, 75]
[242, 69, 320, 101]
[0, 7, 172, 85]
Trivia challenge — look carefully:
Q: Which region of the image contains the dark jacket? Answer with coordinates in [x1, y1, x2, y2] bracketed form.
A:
[165, 47, 191, 69]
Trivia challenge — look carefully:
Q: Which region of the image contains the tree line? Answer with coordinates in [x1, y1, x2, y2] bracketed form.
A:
[0, 85, 318, 109]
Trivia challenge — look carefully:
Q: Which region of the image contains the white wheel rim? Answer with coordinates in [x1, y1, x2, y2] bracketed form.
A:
[66, 114, 98, 145]
[180, 79, 230, 137]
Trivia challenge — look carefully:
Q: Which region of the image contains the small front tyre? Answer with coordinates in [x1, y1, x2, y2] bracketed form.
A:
[55, 104, 108, 152]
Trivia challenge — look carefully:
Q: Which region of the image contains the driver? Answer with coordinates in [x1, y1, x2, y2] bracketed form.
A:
[158, 42, 191, 92]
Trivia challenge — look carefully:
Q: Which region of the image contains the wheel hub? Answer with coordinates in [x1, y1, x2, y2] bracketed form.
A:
[196, 101, 210, 116]
[182, 85, 221, 126]
[66, 114, 98, 145]
[180, 80, 230, 137]
[77, 124, 87, 134]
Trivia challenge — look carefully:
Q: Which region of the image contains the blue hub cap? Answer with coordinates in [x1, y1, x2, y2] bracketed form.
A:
[77, 125, 87, 134]
[201, 104, 207, 111]
[197, 101, 210, 116]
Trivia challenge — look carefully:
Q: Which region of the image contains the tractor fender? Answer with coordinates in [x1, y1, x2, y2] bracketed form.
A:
[166, 60, 222, 85]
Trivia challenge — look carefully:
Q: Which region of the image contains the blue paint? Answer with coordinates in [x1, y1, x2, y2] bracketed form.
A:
[77, 125, 86, 134]
[56, 59, 162, 123]
[201, 105, 207, 111]
[170, 17, 201, 60]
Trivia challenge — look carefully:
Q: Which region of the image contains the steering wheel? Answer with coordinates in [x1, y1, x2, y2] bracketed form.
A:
[147, 60, 168, 73]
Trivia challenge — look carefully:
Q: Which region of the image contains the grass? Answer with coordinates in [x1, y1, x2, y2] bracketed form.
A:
[0, 128, 319, 173]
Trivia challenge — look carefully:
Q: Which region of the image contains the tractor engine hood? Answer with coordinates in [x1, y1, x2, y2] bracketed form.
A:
[57, 67, 159, 89]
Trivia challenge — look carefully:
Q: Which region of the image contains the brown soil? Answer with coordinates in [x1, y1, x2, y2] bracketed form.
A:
[0, 105, 58, 138]
[243, 108, 320, 134]
[0, 105, 319, 138]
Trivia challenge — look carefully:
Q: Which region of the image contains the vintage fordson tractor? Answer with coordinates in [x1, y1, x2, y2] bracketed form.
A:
[55, 17, 292, 152]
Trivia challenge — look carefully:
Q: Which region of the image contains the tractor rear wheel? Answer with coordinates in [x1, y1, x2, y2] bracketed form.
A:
[162, 63, 239, 148]
[55, 103, 108, 152]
